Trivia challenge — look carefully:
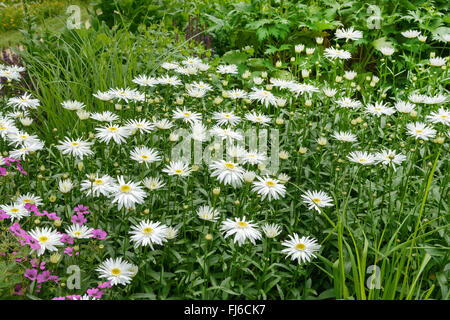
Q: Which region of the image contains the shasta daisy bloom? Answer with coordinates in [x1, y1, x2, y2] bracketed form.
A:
[96, 257, 134, 286]
[270, 78, 296, 90]
[226, 89, 247, 99]
[332, 131, 357, 143]
[426, 107, 449, 126]
[375, 149, 407, 171]
[111, 176, 147, 210]
[248, 87, 278, 108]
[132, 74, 158, 87]
[0, 203, 29, 221]
[209, 126, 243, 142]
[212, 111, 241, 126]
[28, 226, 63, 256]
[408, 93, 426, 104]
[65, 224, 94, 239]
[406, 122, 436, 140]
[245, 112, 271, 125]
[9, 141, 44, 160]
[130, 146, 161, 167]
[187, 87, 207, 98]
[175, 66, 197, 75]
[172, 107, 201, 125]
[80, 174, 115, 197]
[0, 118, 18, 138]
[288, 83, 319, 97]
[323, 87, 338, 97]
[92, 90, 114, 101]
[401, 30, 421, 38]
[59, 179, 74, 193]
[157, 74, 182, 86]
[347, 151, 376, 165]
[251, 176, 286, 201]
[379, 47, 395, 56]
[91, 111, 119, 122]
[56, 137, 94, 160]
[7, 93, 40, 110]
[165, 226, 178, 240]
[190, 121, 208, 142]
[142, 177, 166, 191]
[216, 64, 238, 75]
[7, 131, 41, 147]
[302, 190, 334, 213]
[190, 81, 213, 92]
[429, 57, 447, 67]
[95, 125, 131, 144]
[281, 234, 321, 264]
[336, 97, 362, 109]
[17, 193, 43, 207]
[197, 205, 220, 222]
[242, 150, 267, 165]
[220, 217, 262, 246]
[365, 102, 396, 116]
[61, 100, 85, 111]
[324, 47, 351, 60]
[210, 160, 245, 188]
[107, 87, 141, 103]
[227, 145, 247, 159]
[129, 220, 168, 249]
[261, 223, 281, 238]
[162, 161, 192, 177]
[182, 56, 202, 67]
[125, 118, 154, 134]
[422, 94, 447, 105]
[161, 62, 179, 70]
[153, 118, 174, 130]
[395, 100, 415, 113]
[343, 70, 357, 80]
[335, 27, 363, 41]
[0, 69, 21, 81]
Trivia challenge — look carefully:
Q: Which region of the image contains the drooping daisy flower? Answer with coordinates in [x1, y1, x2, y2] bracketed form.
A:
[190, 121, 208, 142]
[422, 94, 447, 105]
[343, 70, 357, 81]
[261, 223, 281, 238]
[153, 119, 174, 130]
[110, 176, 147, 210]
[7, 93, 40, 110]
[248, 87, 278, 108]
[289, 83, 320, 97]
[323, 87, 338, 97]
[28, 227, 63, 256]
[301, 190, 334, 213]
[394, 100, 415, 113]
[242, 150, 267, 165]
[226, 89, 248, 100]
[401, 30, 421, 38]
[210, 160, 245, 188]
[281, 234, 321, 264]
[56, 137, 94, 160]
[129, 220, 168, 249]
[335, 27, 363, 42]
[141, 177, 166, 191]
[378, 47, 395, 56]
[59, 179, 74, 194]
[95, 125, 131, 144]
[429, 57, 447, 67]
[61, 100, 85, 111]
[65, 224, 94, 239]
[374, 149, 407, 171]
[216, 64, 238, 75]
[90, 111, 119, 123]
[172, 107, 201, 125]
[165, 226, 178, 240]
[209, 126, 243, 142]
[132, 75, 158, 87]
[220, 217, 262, 246]
[212, 111, 241, 126]
[408, 93, 426, 104]
[124, 119, 154, 134]
[197, 205, 220, 222]
[347, 151, 376, 165]
[162, 161, 192, 177]
[245, 112, 271, 125]
[9, 141, 44, 160]
[0, 203, 29, 221]
[130, 146, 161, 168]
[157, 74, 182, 86]
[80, 174, 115, 197]
[365, 101, 396, 116]
[336, 97, 362, 109]
[324, 47, 351, 60]
[160, 62, 179, 70]
[251, 176, 286, 201]
[406, 122, 436, 140]
[426, 107, 449, 126]
[187, 87, 207, 98]
[190, 81, 213, 92]
[270, 78, 296, 90]
[332, 131, 358, 143]
[16, 193, 43, 207]
[96, 257, 134, 286]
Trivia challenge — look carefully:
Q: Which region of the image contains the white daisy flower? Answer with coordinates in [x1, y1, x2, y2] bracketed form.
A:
[162, 161, 192, 177]
[7, 93, 40, 110]
[216, 64, 238, 75]
[90, 111, 119, 122]
[129, 220, 168, 249]
[281, 234, 321, 264]
[347, 151, 376, 165]
[65, 224, 94, 239]
[56, 137, 94, 160]
[210, 160, 245, 188]
[28, 226, 63, 256]
[301, 190, 334, 213]
[16, 193, 43, 207]
[197, 205, 220, 222]
[374, 149, 407, 171]
[261, 223, 281, 238]
[0, 203, 29, 221]
[332, 131, 357, 143]
[245, 112, 271, 125]
[212, 111, 241, 126]
[248, 87, 278, 108]
[324, 47, 351, 60]
[426, 107, 449, 126]
[251, 176, 286, 201]
[209, 126, 243, 142]
[132, 75, 158, 87]
[142, 177, 166, 191]
[220, 216, 262, 246]
[335, 27, 363, 41]
[96, 257, 134, 286]
[130, 146, 161, 167]
[95, 124, 131, 144]
[80, 174, 115, 197]
[125, 118, 154, 134]
[110, 176, 147, 210]
[61, 100, 85, 111]
[406, 122, 437, 140]
[172, 107, 201, 125]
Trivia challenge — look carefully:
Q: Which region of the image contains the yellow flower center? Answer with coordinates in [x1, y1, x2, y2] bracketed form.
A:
[23, 199, 32, 203]
[94, 179, 103, 185]
[237, 221, 248, 228]
[109, 127, 118, 131]
[0, 126, 6, 130]
[224, 163, 235, 169]
[416, 130, 423, 133]
[73, 232, 81, 237]
[20, 135, 27, 139]
[71, 142, 79, 146]
[141, 155, 148, 159]
[312, 198, 321, 203]
[111, 268, 121, 275]
[183, 112, 191, 117]
[175, 169, 183, 174]
[11, 208, 19, 213]
[255, 117, 262, 121]
[39, 236, 48, 243]
[296, 243, 306, 250]
[143, 227, 153, 235]
[120, 185, 131, 192]
[266, 180, 275, 187]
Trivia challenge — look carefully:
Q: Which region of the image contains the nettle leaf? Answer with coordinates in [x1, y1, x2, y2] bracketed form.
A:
[245, 19, 273, 30]
[256, 28, 270, 42]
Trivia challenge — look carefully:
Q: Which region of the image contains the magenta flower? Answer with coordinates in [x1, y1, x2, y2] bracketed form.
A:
[74, 205, 89, 215]
[92, 229, 107, 240]
[61, 234, 74, 244]
[13, 284, 23, 296]
[52, 297, 66, 300]
[97, 280, 112, 289]
[87, 288, 104, 299]
[24, 268, 38, 281]
[71, 213, 87, 225]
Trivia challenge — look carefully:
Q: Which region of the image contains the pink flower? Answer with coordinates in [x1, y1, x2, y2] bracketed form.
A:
[13, 284, 23, 296]
[92, 229, 107, 240]
[71, 213, 87, 225]
[64, 247, 79, 257]
[61, 234, 74, 244]
[24, 268, 38, 281]
[0, 210, 9, 220]
[52, 297, 66, 300]
[98, 280, 112, 289]
[74, 205, 89, 215]
[0, 167, 6, 175]
[87, 288, 104, 299]
[66, 295, 81, 300]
